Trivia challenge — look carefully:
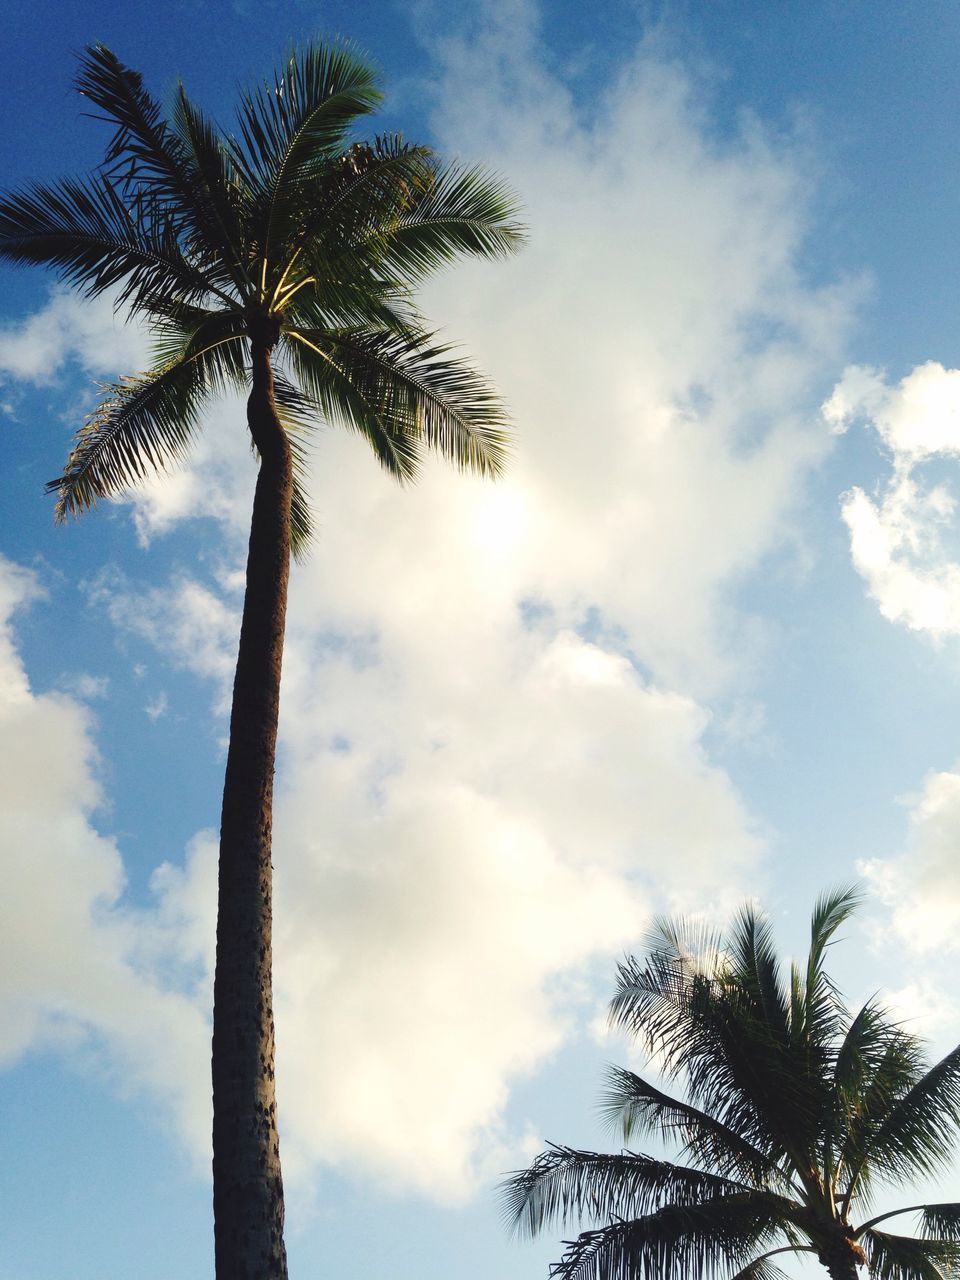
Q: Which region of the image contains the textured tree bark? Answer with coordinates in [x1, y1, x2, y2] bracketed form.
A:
[816, 1227, 866, 1280]
[211, 321, 291, 1280]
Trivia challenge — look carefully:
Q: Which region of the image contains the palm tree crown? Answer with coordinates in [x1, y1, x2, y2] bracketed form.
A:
[504, 888, 960, 1280]
[0, 41, 522, 535]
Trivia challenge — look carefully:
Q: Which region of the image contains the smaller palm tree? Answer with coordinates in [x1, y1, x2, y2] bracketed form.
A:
[503, 887, 960, 1280]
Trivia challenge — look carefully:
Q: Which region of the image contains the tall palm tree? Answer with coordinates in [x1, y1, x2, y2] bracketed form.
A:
[0, 42, 523, 1279]
[504, 888, 960, 1280]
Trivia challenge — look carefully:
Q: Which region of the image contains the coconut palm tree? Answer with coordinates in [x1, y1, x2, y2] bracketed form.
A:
[0, 41, 523, 1279]
[504, 888, 960, 1280]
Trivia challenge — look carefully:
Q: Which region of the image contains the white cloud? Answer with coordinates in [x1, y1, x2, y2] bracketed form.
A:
[828, 362, 960, 635]
[265, 625, 761, 1198]
[858, 765, 960, 1051]
[88, 568, 240, 703]
[144, 691, 168, 720]
[58, 671, 110, 700]
[861, 766, 960, 953]
[0, 554, 210, 1153]
[0, 287, 149, 385]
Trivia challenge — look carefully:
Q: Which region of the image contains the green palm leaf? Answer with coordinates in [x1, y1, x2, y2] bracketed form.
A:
[76, 45, 240, 295]
[232, 42, 382, 285]
[0, 174, 228, 310]
[48, 311, 246, 517]
[600, 1067, 785, 1189]
[503, 1144, 774, 1240]
[843, 1043, 960, 1205]
[862, 1229, 960, 1280]
[384, 159, 527, 279]
[284, 326, 510, 480]
[551, 1197, 782, 1280]
[922, 1207, 960, 1240]
[48, 359, 206, 518]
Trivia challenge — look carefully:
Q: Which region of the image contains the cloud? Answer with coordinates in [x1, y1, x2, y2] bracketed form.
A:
[57, 671, 110, 700]
[0, 554, 210, 1152]
[265, 625, 761, 1198]
[827, 362, 960, 635]
[87, 568, 241, 701]
[861, 767, 960, 953]
[0, 287, 149, 385]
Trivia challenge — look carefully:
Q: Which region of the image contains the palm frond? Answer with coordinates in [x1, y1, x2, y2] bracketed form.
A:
[550, 1198, 782, 1280]
[48, 357, 209, 518]
[729, 1248, 810, 1280]
[47, 309, 245, 517]
[862, 1229, 960, 1280]
[169, 85, 251, 294]
[271, 374, 321, 558]
[600, 1067, 785, 1190]
[923, 1207, 960, 1241]
[610, 922, 812, 1172]
[383, 159, 526, 280]
[843, 1043, 960, 1206]
[284, 325, 510, 480]
[827, 1000, 907, 1197]
[609, 914, 727, 1058]
[729, 902, 791, 1043]
[231, 41, 381, 280]
[283, 267, 416, 335]
[303, 134, 435, 241]
[502, 1144, 769, 1240]
[796, 886, 862, 1050]
[76, 45, 240, 293]
[233, 41, 381, 187]
[0, 175, 228, 310]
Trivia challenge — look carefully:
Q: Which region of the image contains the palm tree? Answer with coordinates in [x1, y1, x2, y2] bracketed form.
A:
[504, 888, 960, 1280]
[0, 42, 523, 1279]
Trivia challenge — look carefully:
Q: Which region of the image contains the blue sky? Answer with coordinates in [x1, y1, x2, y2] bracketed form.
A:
[3, 2, 960, 1278]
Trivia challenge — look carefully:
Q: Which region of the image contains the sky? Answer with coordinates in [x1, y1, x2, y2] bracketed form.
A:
[3, 1, 960, 1277]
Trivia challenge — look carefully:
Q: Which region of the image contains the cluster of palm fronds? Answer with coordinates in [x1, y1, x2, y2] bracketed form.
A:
[0, 42, 524, 550]
[504, 888, 960, 1280]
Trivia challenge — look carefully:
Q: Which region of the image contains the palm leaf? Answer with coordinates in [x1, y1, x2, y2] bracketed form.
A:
[47, 309, 245, 517]
[502, 1144, 769, 1240]
[284, 325, 510, 480]
[232, 41, 382, 283]
[48, 359, 208, 517]
[827, 1000, 907, 1197]
[862, 1229, 960, 1280]
[550, 1197, 782, 1280]
[610, 922, 807, 1170]
[729, 1249, 810, 1280]
[383, 159, 526, 280]
[271, 374, 321, 558]
[923, 1207, 960, 1240]
[600, 1067, 786, 1190]
[843, 1043, 960, 1206]
[76, 45, 240, 294]
[796, 885, 862, 1050]
[0, 175, 229, 310]
[232, 41, 381, 190]
[729, 902, 791, 1044]
[169, 85, 251, 294]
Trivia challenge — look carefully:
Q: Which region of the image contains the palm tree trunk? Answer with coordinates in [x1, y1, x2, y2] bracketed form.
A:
[211, 323, 291, 1280]
[817, 1230, 866, 1280]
